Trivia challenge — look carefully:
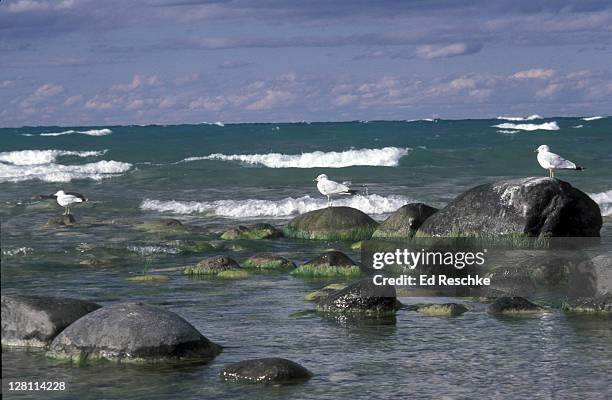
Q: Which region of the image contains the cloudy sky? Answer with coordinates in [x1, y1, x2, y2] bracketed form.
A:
[1, 0, 611, 126]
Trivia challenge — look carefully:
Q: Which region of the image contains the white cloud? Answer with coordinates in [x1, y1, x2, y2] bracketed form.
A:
[245, 90, 295, 110]
[416, 42, 481, 60]
[111, 74, 161, 92]
[63, 95, 83, 106]
[20, 83, 64, 107]
[512, 69, 556, 79]
[4, 0, 80, 13]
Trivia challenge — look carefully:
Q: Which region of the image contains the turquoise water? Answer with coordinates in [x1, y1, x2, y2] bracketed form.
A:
[1, 117, 611, 399]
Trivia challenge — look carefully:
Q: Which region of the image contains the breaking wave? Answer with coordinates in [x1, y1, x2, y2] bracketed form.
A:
[590, 190, 612, 216]
[140, 194, 411, 218]
[182, 147, 410, 168]
[0, 150, 106, 165]
[492, 121, 559, 131]
[39, 128, 112, 137]
[496, 114, 543, 121]
[582, 116, 604, 121]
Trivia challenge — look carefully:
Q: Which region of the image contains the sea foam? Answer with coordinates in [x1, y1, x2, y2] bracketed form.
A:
[590, 190, 612, 217]
[582, 116, 604, 121]
[140, 194, 411, 218]
[492, 121, 559, 131]
[183, 147, 410, 168]
[496, 114, 543, 121]
[0, 150, 106, 165]
[39, 128, 112, 137]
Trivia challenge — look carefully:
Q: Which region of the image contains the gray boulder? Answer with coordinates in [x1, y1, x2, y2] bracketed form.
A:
[372, 203, 438, 238]
[316, 278, 400, 315]
[488, 296, 545, 314]
[184, 255, 242, 276]
[419, 178, 602, 237]
[1, 295, 101, 348]
[221, 358, 312, 384]
[283, 206, 378, 241]
[47, 302, 221, 363]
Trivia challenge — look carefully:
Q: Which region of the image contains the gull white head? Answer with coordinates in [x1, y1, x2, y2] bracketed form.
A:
[314, 174, 328, 182]
[536, 144, 550, 153]
[54, 190, 65, 196]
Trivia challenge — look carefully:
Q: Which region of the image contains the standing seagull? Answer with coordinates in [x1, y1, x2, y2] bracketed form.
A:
[535, 145, 584, 178]
[314, 174, 356, 207]
[42, 190, 88, 215]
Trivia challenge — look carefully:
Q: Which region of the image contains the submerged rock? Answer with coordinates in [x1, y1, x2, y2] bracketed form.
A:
[562, 295, 612, 314]
[126, 274, 172, 282]
[372, 203, 438, 238]
[221, 358, 312, 384]
[419, 177, 602, 237]
[316, 278, 400, 315]
[304, 283, 347, 301]
[242, 254, 296, 271]
[1, 295, 101, 348]
[45, 215, 76, 228]
[173, 240, 217, 253]
[140, 218, 188, 233]
[283, 206, 378, 241]
[487, 296, 545, 314]
[220, 223, 282, 240]
[47, 302, 222, 363]
[291, 251, 362, 278]
[184, 255, 242, 276]
[416, 303, 469, 317]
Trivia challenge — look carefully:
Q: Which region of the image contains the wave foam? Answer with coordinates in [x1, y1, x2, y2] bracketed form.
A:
[200, 121, 225, 127]
[184, 147, 410, 168]
[582, 116, 604, 121]
[140, 194, 411, 218]
[590, 190, 612, 216]
[492, 121, 559, 131]
[496, 114, 543, 121]
[0, 150, 106, 165]
[39, 128, 112, 137]
[497, 129, 520, 134]
[0, 160, 132, 183]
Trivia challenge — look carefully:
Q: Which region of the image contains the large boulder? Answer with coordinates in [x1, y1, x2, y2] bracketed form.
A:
[184, 255, 242, 276]
[372, 203, 438, 238]
[220, 223, 282, 240]
[221, 358, 312, 384]
[47, 302, 222, 363]
[291, 250, 362, 278]
[419, 178, 602, 237]
[1, 295, 101, 348]
[283, 206, 378, 241]
[488, 296, 545, 314]
[316, 278, 400, 315]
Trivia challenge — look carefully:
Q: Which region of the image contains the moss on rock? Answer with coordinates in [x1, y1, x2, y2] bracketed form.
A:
[283, 207, 378, 241]
[220, 223, 282, 240]
[184, 255, 242, 276]
[126, 274, 172, 282]
[304, 283, 347, 301]
[291, 250, 362, 278]
[416, 303, 469, 317]
[242, 254, 296, 271]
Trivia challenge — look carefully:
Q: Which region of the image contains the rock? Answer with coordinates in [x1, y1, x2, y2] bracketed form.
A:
[316, 278, 400, 315]
[242, 254, 296, 271]
[184, 255, 242, 276]
[372, 203, 438, 238]
[487, 296, 545, 314]
[416, 303, 469, 317]
[220, 223, 282, 240]
[283, 206, 378, 241]
[47, 302, 222, 363]
[304, 283, 347, 301]
[45, 215, 76, 228]
[291, 251, 362, 278]
[562, 295, 612, 314]
[419, 178, 602, 237]
[1, 295, 101, 348]
[569, 254, 612, 298]
[221, 358, 312, 384]
[173, 240, 217, 253]
[350, 241, 363, 250]
[126, 274, 172, 282]
[216, 270, 251, 279]
[140, 218, 187, 233]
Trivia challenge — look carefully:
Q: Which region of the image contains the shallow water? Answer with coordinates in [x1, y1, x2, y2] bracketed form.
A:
[2, 118, 611, 399]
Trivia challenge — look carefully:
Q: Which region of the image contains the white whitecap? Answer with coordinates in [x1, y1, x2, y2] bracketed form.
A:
[0, 160, 132, 183]
[140, 194, 411, 218]
[571, 125, 584, 129]
[38, 128, 112, 137]
[496, 114, 543, 121]
[182, 147, 410, 168]
[200, 121, 225, 127]
[582, 116, 604, 121]
[0, 150, 106, 165]
[589, 190, 612, 217]
[492, 121, 559, 131]
[497, 129, 520, 134]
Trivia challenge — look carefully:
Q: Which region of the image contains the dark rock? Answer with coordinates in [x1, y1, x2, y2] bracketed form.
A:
[221, 358, 312, 384]
[242, 254, 296, 270]
[220, 223, 282, 240]
[488, 296, 544, 314]
[317, 278, 400, 315]
[292, 250, 362, 278]
[304, 283, 347, 301]
[419, 177, 602, 237]
[45, 215, 76, 228]
[47, 302, 221, 363]
[1, 295, 101, 348]
[140, 218, 187, 233]
[569, 254, 612, 299]
[283, 206, 378, 241]
[562, 295, 612, 314]
[184, 255, 242, 275]
[416, 303, 469, 317]
[372, 203, 438, 238]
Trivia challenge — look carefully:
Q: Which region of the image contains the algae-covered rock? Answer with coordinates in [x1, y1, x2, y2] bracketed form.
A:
[283, 206, 378, 241]
[174, 240, 217, 253]
[45, 215, 76, 228]
[47, 302, 222, 363]
[350, 241, 363, 250]
[416, 303, 469, 317]
[217, 270, 251, 279]
[184, 255, 242, 276]
[372, 203, 438, 238]
[140, 218, 188, 233]
[221, 358, 312, 384]
[242, 254, 296, 271]
[291, 251, 362, 278]
[316, 278, 400, 315]
[1, 295, 101, 348]
[304, 283, 347, 301]
[488, 296, 545, 314]
[220, 223, 282, 240]
[126, 274, 172, 282]
[562, 295, 612, 314]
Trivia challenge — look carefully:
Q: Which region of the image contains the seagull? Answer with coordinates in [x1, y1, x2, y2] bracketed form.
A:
[535, 145, 584, 178]
[39, 190, 88, 215]
[314, 174, 357, 207]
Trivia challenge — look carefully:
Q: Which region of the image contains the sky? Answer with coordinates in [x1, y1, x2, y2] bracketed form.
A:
[1, 0, 611, 126]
